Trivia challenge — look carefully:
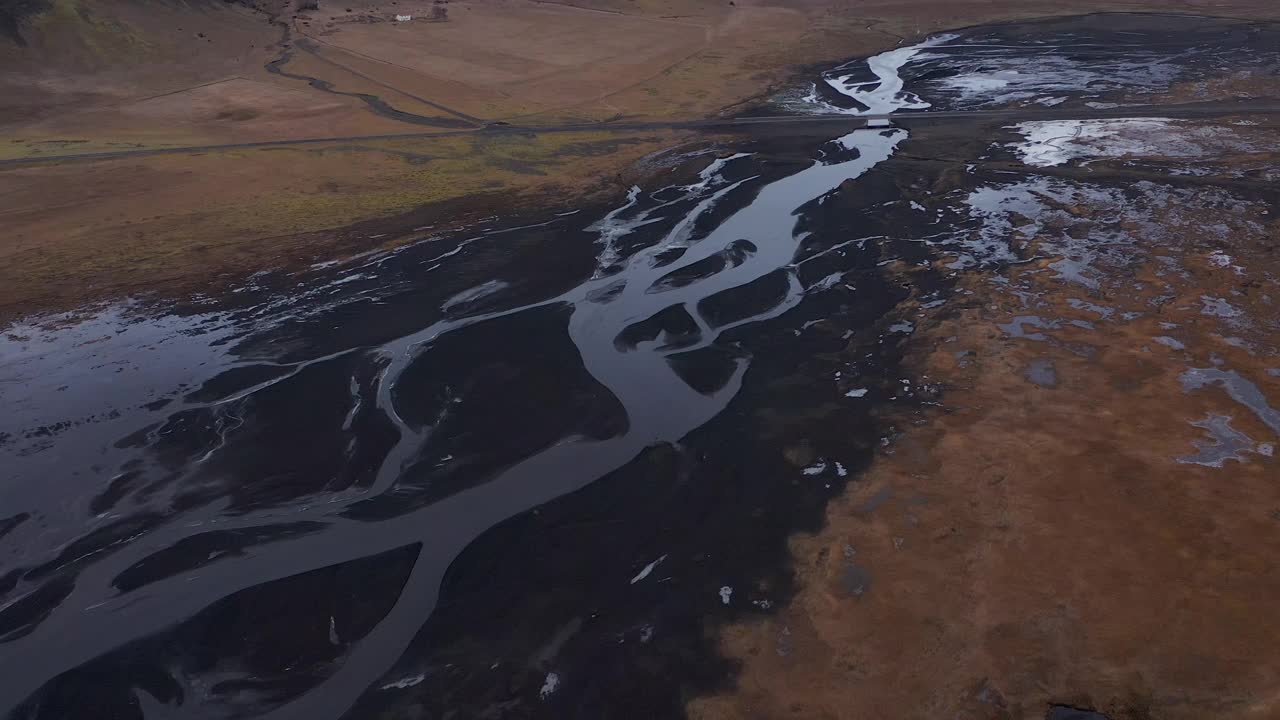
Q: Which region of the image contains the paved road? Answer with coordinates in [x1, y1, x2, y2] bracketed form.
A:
[3, 99, 1278, 168]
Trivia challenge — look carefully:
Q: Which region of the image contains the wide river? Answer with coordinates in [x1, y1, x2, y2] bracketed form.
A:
[1, 14, 1277, 719]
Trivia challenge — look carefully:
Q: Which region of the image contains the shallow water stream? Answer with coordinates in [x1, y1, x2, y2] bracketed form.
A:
[2, 13, 1278, 719]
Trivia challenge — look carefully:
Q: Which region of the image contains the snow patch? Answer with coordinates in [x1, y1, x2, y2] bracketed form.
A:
[629, 555, 667, 584]
[540, 672, 561, 699]
[381, 674, 426, 690]
[1008, 118, 1175, 167]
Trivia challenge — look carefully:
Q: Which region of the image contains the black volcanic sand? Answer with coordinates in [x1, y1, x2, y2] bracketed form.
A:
[1, 14, 1277, 720]
[2, 131, 935, 720]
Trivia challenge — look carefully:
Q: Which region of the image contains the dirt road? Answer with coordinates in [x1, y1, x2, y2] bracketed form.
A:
[5, 99, 1280, 167]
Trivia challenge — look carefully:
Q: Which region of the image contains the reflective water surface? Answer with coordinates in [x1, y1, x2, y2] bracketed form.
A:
[3, 13, 1278, 720]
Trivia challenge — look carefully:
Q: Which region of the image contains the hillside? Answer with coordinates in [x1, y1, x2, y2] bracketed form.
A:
[2, 0, 1280, 321]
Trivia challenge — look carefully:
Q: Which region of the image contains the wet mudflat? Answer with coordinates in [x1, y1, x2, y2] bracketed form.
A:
[3, 13, 1280, 720]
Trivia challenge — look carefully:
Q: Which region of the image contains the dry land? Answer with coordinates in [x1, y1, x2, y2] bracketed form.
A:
[690, 114, 1280, 720]
[3, 0, 1280, 321]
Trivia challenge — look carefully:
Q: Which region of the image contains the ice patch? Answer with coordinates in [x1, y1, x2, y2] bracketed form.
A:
[1180, 367, 1280, 435]
[587, 187, 660, 272]
[956, 178, 1262, 288]
[381, 674, 426, 690]
[327, 273, 370, 286]
[802, 459, 827, 476]
[1200, 296, 1242, 319]
[540, 672, 560, 699]
[1067, 298, 1115, 319]
[845, 388, 868, 398]
[1008, 118, 1174, 167]
[1009, 118, 1265, 168]
[998, 315, 1058, 341]
[719, 586, 733, 605]
[818, 34, 958, 116]
[441, 280, 509, 314]
[925, 49, 1182, 108]
[948, 75, 1010, 93]
[1023, 358, 1057, 388]
[1222, 336, 1254, 353]
[1177, 415, 1269, 467]
[807, 271, 849, 293]
[629, 555, 667, 584]
[682, 153, 750, 192]
[952, 182, 1045, 268]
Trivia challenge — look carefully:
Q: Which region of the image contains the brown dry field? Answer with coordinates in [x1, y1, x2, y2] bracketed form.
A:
[0, 129, 691, 319]
[690, 118, 1280, 720]
[3, 0, 1280, 322]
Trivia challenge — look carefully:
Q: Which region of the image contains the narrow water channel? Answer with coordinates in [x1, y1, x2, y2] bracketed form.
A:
[2, 13, 1277, 719]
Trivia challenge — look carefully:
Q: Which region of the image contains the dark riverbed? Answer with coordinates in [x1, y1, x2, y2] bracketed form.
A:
[2, 13, 1278, 720]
